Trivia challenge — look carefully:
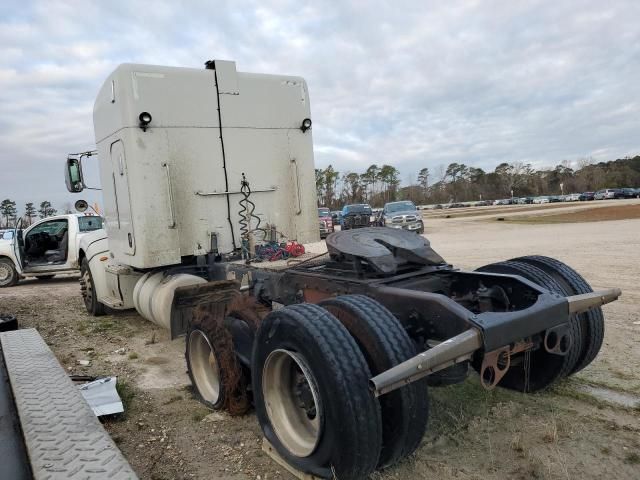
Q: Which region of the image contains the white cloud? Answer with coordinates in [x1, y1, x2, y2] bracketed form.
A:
[1, 0, 640, 213]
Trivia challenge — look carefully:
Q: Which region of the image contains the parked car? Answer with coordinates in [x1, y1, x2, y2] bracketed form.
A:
[330, 210, 342, 224]
[379, 201, 424, 234]
[594, 188, 624, 200]
[579, 191, 595, 201]
[0, 229, 15, 240]
[532, 196, 550, 204]
[341, 204, 373, 230]
[564, 193, 581, 202]
[317, 207, 334, 238]
[621, 187, 640, 199]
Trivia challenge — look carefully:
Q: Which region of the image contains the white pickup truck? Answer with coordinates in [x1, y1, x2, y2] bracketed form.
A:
[0, 213, 103, 287]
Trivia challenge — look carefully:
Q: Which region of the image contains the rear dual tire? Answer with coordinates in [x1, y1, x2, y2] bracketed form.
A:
[510, 255, 604, 373]
[320, 295, 429, 468]
[476, 260, 583, 392]
[252, 303, 382, 479]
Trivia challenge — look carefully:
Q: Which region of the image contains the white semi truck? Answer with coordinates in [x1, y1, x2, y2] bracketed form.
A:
[65, 60, 621, 479]
[66, 61, 317, 316]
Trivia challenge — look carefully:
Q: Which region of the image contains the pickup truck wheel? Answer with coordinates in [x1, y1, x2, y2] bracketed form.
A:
[476, 260, 582, 392]
[511, 255, 604, 374]
[252, 303, 382, 480]
[0, 258, 19, 287]
[320, 295, 429, 467]
[80, 258, 105, 316]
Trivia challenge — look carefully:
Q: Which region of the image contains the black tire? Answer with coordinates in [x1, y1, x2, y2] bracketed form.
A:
[0, 258, 19, 287]
[36, 275, 55, 280]
[252, 303, 382, 480]
[476, 260, 582, 392]
[79, 258, 105, 316]
[320, 295, 428, 468]
[511, 255, 604, 373]
[0, 313, 18, 332]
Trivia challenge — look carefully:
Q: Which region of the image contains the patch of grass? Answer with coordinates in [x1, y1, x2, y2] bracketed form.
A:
[128, 352, 139, 360]
[511, 434, 525, 455]
[427, 375, 534, 437]
[191, 409, 209, 422]
[611, 369, 635, 381]
[625, 452, 640, 464]
[551, 381, 610, 408]
[552, 378, 640, 412]
[163, 395, 182, 405]
[542, 420, 558, 444]
[90, 320, 115, 333]
[116, 378, 136, 413]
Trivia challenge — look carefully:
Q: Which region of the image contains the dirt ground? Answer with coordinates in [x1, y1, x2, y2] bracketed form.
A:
[506, 203, 640, 223]
[1, 207, 639, 479]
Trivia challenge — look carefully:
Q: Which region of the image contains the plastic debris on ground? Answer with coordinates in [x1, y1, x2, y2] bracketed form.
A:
[77, 376, 124, 416]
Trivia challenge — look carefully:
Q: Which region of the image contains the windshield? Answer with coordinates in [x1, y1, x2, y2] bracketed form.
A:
[385, 201, 416, 213]
[318, 208, 330, 217]
[343, 204, 372, 215]
[78, 216, 104, 232]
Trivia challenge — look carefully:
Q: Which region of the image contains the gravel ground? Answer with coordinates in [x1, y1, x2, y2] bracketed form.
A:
[0, 208, 638, 479]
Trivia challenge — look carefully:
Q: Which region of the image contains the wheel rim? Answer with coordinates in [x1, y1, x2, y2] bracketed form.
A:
[0, 263, 12, 285]
[262, 349, 322, 457]
[188, 329, 221, 405]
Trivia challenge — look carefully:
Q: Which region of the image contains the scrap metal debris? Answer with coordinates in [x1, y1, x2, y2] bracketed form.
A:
[77, 376, 124, 416]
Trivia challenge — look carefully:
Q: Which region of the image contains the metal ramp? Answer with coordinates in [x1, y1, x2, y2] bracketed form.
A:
[0, 328, 137, 479]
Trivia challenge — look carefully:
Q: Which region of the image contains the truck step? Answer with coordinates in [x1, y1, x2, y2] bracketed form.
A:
[101, 296, 124, 308]
[0, 328, 137, 479]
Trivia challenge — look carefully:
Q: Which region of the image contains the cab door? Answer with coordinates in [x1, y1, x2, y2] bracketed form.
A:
[22, 218, 72, 273]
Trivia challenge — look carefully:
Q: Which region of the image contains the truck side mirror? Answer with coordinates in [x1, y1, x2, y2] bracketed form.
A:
[65, 158, 84, 193]
[74, 199, 89, 212]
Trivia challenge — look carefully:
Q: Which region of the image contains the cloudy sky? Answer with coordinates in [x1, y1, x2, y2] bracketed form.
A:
[1, 0, 640, 213]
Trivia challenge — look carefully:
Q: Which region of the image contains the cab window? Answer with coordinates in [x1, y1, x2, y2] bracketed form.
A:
[78, 216, 104, 232]
[28, 220, 68, 236]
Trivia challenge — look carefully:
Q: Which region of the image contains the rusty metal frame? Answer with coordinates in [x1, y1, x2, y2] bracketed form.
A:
[173, 256, 620, 396]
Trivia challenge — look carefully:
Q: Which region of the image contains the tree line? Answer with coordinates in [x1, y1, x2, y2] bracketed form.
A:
[0, 200, 58, 228]
[316, 164, 401, 209]
[316, 155, 640, 209]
